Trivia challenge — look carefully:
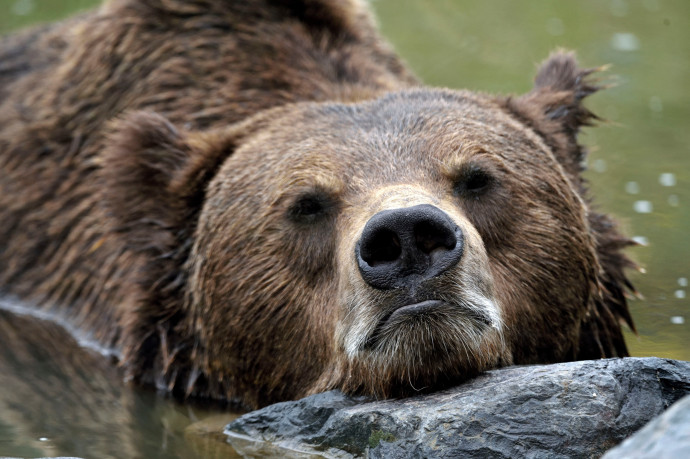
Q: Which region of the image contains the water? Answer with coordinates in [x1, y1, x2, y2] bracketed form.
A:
[1, 0, 688, 457]
[0, 308, 241, 458]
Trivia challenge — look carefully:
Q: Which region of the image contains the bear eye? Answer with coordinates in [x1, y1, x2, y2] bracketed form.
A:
[454, 165, 493, 198]
[288, 192, 333, 223]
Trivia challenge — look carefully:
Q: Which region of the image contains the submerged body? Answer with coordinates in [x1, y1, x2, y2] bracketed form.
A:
[0, 0, 634, 409]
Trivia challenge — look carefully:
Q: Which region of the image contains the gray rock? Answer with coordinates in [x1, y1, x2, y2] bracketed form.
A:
[224, 357, 690, 458]
[603, 393, 690, 459]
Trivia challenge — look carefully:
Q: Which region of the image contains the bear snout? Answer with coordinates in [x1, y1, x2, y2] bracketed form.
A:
[355, 204, 464, 290]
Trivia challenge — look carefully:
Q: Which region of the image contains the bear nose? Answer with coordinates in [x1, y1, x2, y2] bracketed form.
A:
[356, 204, 464, 290]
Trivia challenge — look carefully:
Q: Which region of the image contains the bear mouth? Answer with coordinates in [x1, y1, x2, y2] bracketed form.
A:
[364, 297, 494, 349]
[385, 299, 446, 324]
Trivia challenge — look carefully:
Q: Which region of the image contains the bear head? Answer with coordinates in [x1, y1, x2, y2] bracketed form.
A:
[101, 52, 634, 409]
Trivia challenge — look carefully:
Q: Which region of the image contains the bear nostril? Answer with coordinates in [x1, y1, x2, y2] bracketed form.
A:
[414, 220, 457, 255]
[360, 228, 401, 267]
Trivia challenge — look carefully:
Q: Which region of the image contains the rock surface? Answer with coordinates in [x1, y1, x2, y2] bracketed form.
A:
[224, 357, 690, 458]
[602, 393, 690, 459]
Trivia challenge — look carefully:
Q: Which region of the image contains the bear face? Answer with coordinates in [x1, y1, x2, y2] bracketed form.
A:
[104, 77, 623, 408]
[190, 90, 599, 402]
[190, 92, 514, 402]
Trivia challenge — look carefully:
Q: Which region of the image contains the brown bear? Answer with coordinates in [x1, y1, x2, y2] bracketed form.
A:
[0, 0, 636, 409]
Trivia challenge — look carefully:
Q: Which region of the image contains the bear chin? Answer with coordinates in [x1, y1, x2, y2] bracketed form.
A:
[330, 307, 508, 396]
[332, 282, 508, 396]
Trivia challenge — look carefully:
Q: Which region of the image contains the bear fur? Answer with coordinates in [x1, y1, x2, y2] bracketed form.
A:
[0, 0, 635, 409]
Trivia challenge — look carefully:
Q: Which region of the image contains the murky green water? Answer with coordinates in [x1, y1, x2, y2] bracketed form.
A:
[0, 308, 241, 458]
[1, 0, 688, 457]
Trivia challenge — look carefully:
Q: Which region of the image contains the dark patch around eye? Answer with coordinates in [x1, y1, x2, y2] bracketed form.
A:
[454, 164, 494, 198]
[288, 192, 335, 223]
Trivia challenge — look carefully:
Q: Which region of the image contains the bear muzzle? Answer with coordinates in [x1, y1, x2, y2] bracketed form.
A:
[339, 197, 502, 361]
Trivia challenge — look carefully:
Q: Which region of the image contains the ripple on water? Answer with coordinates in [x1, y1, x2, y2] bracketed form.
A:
[633, 200, 653, 214]
[625, 181, 640, 194]
[632, 236, 649, 246]
[611, 33, 640, 52]
[659, 173, 676, 187]
[592, 159, 607, 173]
[12, 0, 35, 16]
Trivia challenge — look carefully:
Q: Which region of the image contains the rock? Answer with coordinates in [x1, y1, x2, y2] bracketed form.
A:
[224, 357, 690, 458]
[602, 393, 690, 459]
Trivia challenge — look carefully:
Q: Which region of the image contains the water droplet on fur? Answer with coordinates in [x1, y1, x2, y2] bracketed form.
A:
[633, 200, 653, 213]
[674, 290, 686, 299]
[610, 0, 629, 17]
[670, 316, 685, 325]
[611, 33, 640, 51]
[659, 173, 676, 187]
[592, 159, 607, 173]
[12, 0, 35, 16]
[625, 181, 640, 194]
[668, 195, 679, 206]
[649, 96, 663, 113]
[679, 278, 688, 287]
[546, 17, 564, 36]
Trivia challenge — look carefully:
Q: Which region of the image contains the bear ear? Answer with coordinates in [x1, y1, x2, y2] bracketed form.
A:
[501, 51, 605, 178]
[99, 111, 247, 393]
[100, 111, 235, 245]
[504, 55, 638, 359]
